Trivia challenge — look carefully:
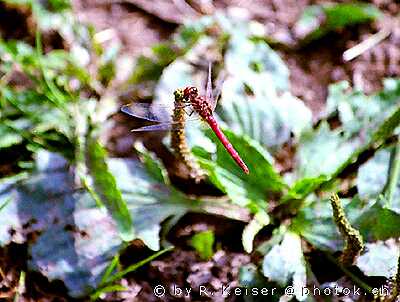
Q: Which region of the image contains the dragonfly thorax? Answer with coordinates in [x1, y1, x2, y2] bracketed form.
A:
[191, 95, 212, 119]
[183, 86, 198, 100]
[183, 86, 212, 119]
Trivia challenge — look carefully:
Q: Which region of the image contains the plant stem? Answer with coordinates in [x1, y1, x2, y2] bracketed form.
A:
[330, 194, 364, 266]
[383, 138, 400, 206]
[170, 89, 205, 182]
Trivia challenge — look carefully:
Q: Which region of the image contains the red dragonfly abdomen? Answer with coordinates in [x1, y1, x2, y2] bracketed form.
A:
[205, 115, 249, 174]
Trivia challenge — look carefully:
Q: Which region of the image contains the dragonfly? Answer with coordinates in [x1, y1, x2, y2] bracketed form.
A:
[121, 64, 249, 174]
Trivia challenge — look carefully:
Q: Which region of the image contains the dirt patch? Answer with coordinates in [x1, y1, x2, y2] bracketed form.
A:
[108, 249, 251, 302]
[71, 0, 177, 56]
[0, 2, 34, 43]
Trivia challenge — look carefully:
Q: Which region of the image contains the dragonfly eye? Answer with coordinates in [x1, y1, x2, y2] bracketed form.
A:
[183, 87, 198, 100]
[174, 89, 184, 100]
[183, 87, 199, 99]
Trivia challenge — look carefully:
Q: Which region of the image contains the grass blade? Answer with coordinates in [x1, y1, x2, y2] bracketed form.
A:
[106, 246, 173, 285]
[85, 134, 134, 241]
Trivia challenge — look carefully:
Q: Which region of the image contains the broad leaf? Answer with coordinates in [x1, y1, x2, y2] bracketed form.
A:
[110, 156, 249, 250]
[199, 129, 286, 212]
[354, 197, 400, 241]
[297, 122, 360, 178]
[219, 79, 312, 150]
[219, 24, 312, 149]
[291, 197, 345, 252]
[357, 146, 400, 214]
[224, 30, 289, 92]
[356, 241, 399, 278]
[0, 151, 122, 297]
[294, 3, 382, 43]
[357, 147, 392, 199]
[326, 79, 400, 139]
[297, 80, 400, 181]
[0, 151, 248, 297]
[281, 176, 328, 203]
[292, 193, 400, 251]
[239, 264, 281, 302]
[262, 232, 307, 301]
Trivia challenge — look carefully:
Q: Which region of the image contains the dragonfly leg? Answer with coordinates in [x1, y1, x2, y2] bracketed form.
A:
[175, 102, 191, 109]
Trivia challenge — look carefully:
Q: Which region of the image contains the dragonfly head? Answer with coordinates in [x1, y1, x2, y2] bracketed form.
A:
[183, 86, 198, 101]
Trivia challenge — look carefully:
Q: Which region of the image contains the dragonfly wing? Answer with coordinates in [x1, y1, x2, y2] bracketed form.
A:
[121, 102, 172, 123]
[205, 62, 217, 110]
[211, 70, 226, 111]
[131, 123, 173, 132]
[130, 121, 194, 132]
[206, 62, 213, 100]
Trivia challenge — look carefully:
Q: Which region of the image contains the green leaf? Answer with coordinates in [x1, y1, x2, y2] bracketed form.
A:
[129, 55, 167, 84]
[219, 80, 312, 150]
[262, 232, 307, 301]
[141, 152, 167, 184]
[297, 80, 400, 192]
[219, 28, 312, 149]
[200, 129, 286, 211]
[13, 271, 25, 302]
[85, 135, 134, 241]
[0, 124, 23, 148]
[238, 264, 281, 302]
[297, 122, 359, 178]
[293, 192, 400, 247]
[97, 45, 119, 86]
[48, 0, 71, 12]
[294, 3, 382, 43]
[358, 149, 387, 198]
[0, 196, 12, 213]
[356, 241, 399, 278]
[357, 146, 400, 211]
[326, 80, 400, 139]
[291, 193, 399, 251]
[355, 197, 400, 241]
[1, 87, 72, 140]
[190, 230, 215, 261]
[0, 151, 123, 297]
[224, 31, 290, 92]
[291, 198, 345, 251]
[282, 176, 328, 202]
[109, 156, 249, 251]
[0, 150, 247, 297]
[99, 253, 120, 287]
